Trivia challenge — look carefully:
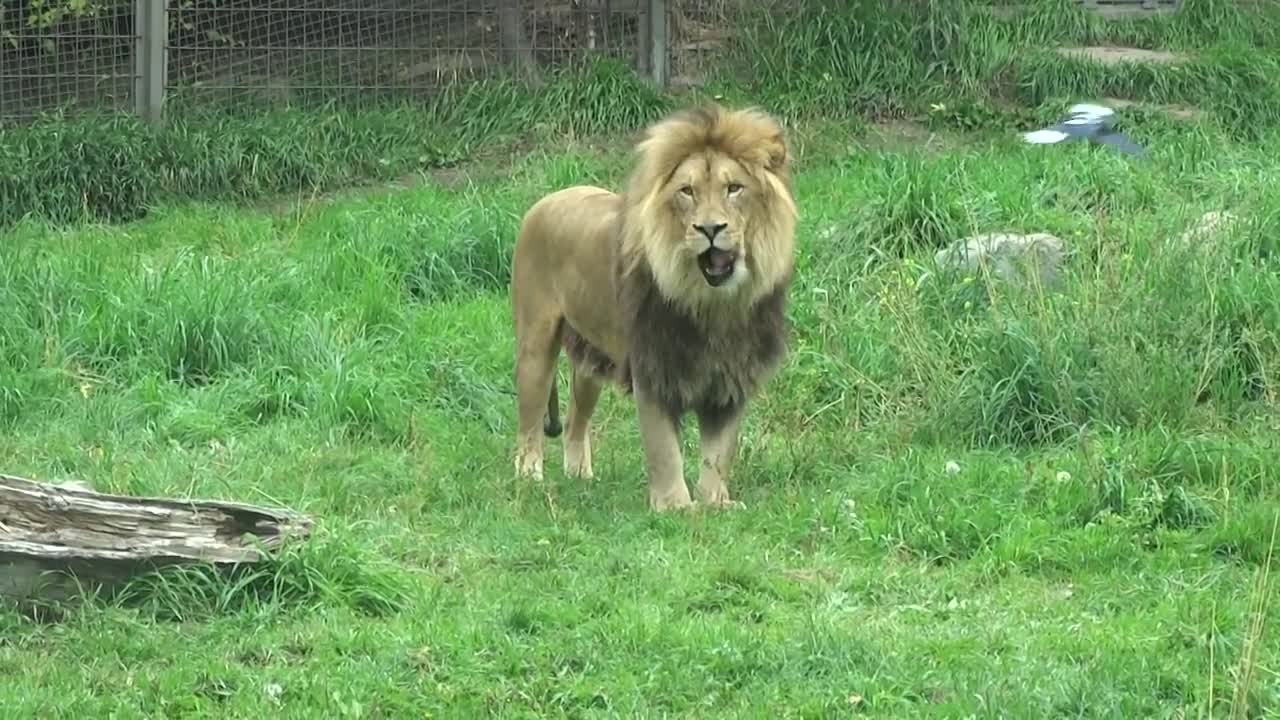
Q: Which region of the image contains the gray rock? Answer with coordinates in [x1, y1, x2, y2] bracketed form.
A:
[1175, 210, 1240, 249]
[934, 232, 1067, 289]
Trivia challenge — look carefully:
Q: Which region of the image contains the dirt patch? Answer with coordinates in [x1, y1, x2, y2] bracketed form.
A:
[425, 166, 468, 189]
[860, 119, 959, 153]
[1103, 97, 1204, 122]
[992, 2, 1179, 19]
[1055, 46, 1191, 66]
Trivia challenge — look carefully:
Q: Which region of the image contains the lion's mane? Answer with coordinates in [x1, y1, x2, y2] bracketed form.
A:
[611, 104, 799, 418]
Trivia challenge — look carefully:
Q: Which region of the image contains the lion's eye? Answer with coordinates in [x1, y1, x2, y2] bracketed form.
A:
[678, 185, 694, 197]
[727, 182, 744, 195]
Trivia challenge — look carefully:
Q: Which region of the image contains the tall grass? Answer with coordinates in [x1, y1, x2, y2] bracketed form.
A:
[4, 110, 1277, 464]
[730, 0, 1280, 135]
[0, 56, 668, 229]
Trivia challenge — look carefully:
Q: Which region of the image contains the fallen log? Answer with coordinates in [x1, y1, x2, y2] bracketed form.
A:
[1, 473, 312, 605]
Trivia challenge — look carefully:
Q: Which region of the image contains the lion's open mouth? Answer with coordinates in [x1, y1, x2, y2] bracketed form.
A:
[697, 248, 737, 287]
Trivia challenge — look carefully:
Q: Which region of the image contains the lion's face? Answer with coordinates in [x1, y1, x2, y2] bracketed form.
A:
[665, 150, 757, 290]
[620, 105, 798, 318]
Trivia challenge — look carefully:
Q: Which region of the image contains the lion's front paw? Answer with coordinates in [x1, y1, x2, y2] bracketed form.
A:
[649, 485, 695, 512]
[514, 451, 544, 482]
[697, 482, 744, 510]
[564, 458, 594, 480]
[563, 441, 594, 480]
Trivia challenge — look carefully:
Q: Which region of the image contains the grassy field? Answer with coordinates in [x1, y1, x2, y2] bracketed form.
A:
[4, 111, 1279, 717]
[3, 0, 1280, 717]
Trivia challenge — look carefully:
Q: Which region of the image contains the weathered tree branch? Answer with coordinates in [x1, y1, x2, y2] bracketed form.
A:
[1, 473, 312, 605]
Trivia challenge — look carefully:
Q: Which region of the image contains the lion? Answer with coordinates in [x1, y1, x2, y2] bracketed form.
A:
[509, 103, 798, 511]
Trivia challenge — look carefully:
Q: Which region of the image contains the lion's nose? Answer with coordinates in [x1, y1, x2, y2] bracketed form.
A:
[693, 222, 728, 242]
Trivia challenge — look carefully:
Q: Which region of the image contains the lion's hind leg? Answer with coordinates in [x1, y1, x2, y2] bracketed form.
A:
[563, 364, 603, 479]
[560, 324, 614, 480]
[514, 314, 563, 482]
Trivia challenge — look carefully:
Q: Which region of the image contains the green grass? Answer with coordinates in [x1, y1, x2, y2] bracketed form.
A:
[3, 105, 1279, 717]
[3, 0, 1280, 715]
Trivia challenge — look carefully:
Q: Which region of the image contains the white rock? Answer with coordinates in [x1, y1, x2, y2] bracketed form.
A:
[934, 232, 1067, 289]
[1175, 210, 1240, 248]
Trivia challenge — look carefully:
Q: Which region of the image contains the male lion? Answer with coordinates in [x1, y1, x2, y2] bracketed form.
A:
[509, 104, 797, 511]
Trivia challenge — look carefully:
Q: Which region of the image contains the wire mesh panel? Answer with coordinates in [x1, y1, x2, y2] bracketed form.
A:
[165, 1, 646, 110]
[669, 0, 740, 89]
[0, 0, 137, 122]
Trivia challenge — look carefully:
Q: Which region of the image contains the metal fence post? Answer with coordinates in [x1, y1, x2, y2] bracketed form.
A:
[134, 0, 168, 124]
[646, 0, 668, 87]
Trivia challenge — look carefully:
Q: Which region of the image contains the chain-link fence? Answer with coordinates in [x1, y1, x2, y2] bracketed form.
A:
[1, 0, 1185, 124]
[1, 0, 138, 121]
[164, 1, 651, 110]
[1, 0, 670, 123]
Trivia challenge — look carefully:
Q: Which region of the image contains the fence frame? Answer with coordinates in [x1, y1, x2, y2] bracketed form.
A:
[647, 0, 669, 88]
[133, 0, 168, 124]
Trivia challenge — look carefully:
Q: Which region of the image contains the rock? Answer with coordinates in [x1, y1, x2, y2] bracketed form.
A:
[934, 232, 1067, 289]
[1175, 210, 1240, 249]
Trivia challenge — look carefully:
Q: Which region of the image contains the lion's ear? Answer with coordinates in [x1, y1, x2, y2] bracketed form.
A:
[764, 133, 788, 174]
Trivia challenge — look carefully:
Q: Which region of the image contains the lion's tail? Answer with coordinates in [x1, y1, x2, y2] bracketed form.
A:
[543, 375, 563, 438]
[543, 319, 564, 438]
